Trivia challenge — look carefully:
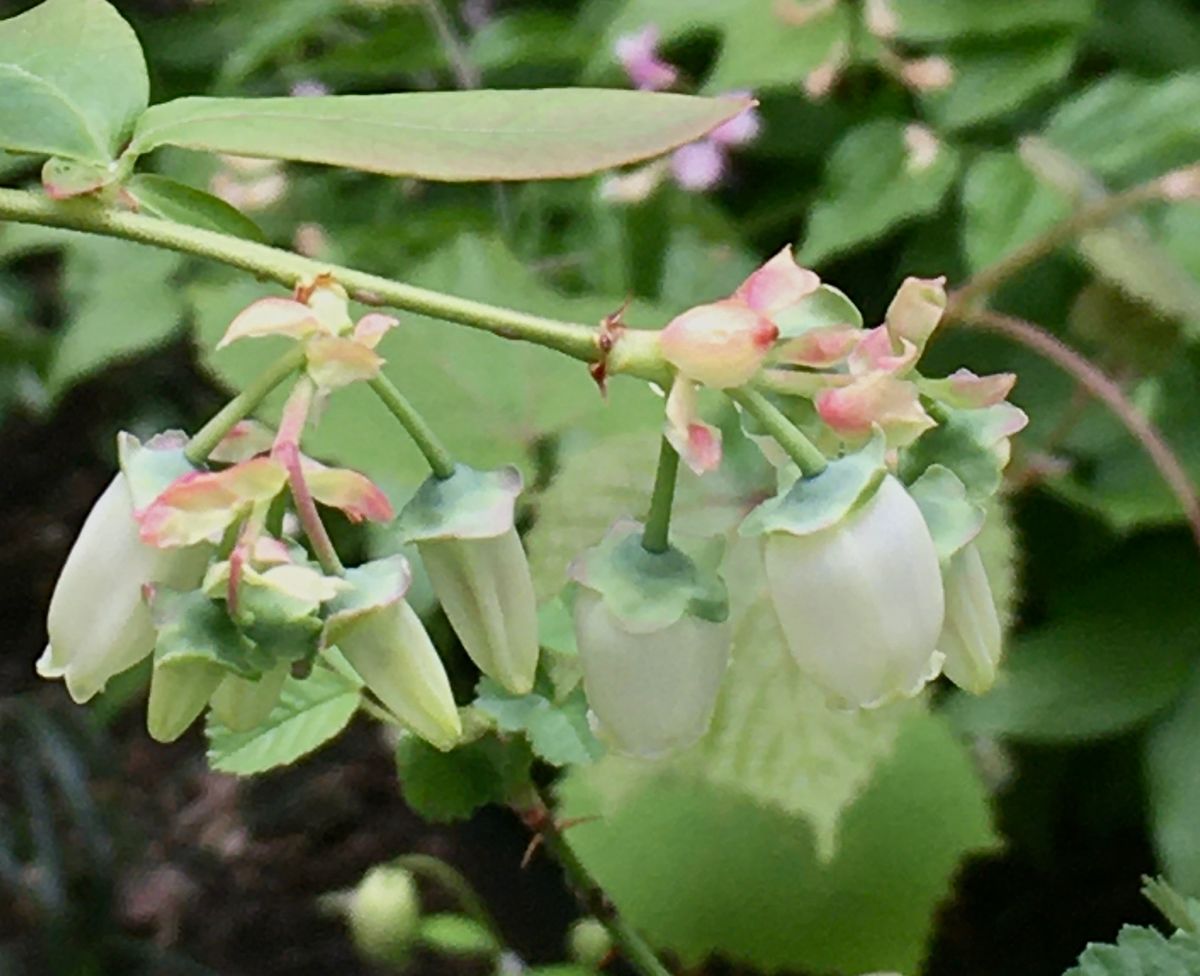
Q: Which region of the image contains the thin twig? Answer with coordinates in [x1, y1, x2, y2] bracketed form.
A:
[955, 308, 1200, 552]
[949, 180, 1167, 313]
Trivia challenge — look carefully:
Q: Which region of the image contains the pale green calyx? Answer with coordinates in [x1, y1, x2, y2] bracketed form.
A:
[907, 464, 986, 562]
[568, 520, 729, 630]
[396, 464, 523, 542]
[739, 429, 887, 539]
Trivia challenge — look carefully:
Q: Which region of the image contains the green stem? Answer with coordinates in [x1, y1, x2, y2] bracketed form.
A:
[642, 438, 679, 554]
[526, 784, 674, 976]
[368, 375, 456, 479]
[185, 345, 305, 464]
[730, 388, 827, 476]
[390, 854, 502, 942]
[0, 188, 607, 362]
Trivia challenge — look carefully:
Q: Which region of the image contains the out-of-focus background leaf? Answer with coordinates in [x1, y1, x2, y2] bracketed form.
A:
[2, 0, 1199, 974]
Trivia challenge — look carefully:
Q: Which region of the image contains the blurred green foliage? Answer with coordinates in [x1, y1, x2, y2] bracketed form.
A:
[2, 0, 1199, 974]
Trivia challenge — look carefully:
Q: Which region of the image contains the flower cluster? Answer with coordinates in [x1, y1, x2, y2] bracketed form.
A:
[570, 247, 1025, 752]
[39, 278, 541, 748]
[40, 253, 1025, 764]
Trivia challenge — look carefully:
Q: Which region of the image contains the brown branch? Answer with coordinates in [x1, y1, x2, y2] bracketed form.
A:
[953, 308, 1200, 552]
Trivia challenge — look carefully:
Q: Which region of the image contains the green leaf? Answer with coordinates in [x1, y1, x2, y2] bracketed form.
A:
[799, 119, 961, 265]
[1146, 669, 1200, 896]
[945, 536, 1200, 742]
[192, 238, 667, 487]
[125, 174, 265, 242]
[597, 0, 851, 92]
[557, 710, 995, 973]
[205, 666, 361, 775]
[0, 0, 148, 162]
[128, 89, 752, 182]
[474, 678, 603, 767]
[889, 0, 1094, 41]
[683, 584, 917, 860]
[923, 36, 1078, 131]
[1019, 139, 1200, 331]
[1042, 72, 1200, 181]
[43, 234, 185, 395]
[961, 151, 1072, 272]
[417, 915, 501, 957]
[1063, 925, 1200, 976]
[394, 732, 530, 822]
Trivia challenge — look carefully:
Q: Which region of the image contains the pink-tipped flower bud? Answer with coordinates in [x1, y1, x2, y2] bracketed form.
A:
[660, 299, 778, 388]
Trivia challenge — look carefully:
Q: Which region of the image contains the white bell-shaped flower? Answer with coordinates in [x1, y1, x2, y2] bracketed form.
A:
[762, 475, 945, 708]
[938, 542, 1002, 694]
[38, 473, 207, 704]
[573, 590, 730, 759]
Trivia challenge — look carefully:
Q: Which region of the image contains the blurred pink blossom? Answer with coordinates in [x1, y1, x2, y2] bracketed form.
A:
[614, 25, 678, 91]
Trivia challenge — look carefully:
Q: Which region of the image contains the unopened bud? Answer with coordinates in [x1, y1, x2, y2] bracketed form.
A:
[348, 866, 421, 964]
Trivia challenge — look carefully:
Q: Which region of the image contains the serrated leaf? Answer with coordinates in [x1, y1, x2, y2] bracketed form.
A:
[889, 0, 1094, 41]
[474, 679, 603, 767]
[945, 536, 1200, 742]
[1146, 669, 1200, 897]
[417, 915, 501, 956]
[128, 90, 751, 182]
[1064, 925, 1200, 976]
[799, 120, 960, 265]
[126, 174, 265, 242]
[923, 36, 1078, 131]
[557, 709, 995, 973]
[394, 733, 530, 822]
[0, 0, 148, 162]
[205, 665, 360, 774]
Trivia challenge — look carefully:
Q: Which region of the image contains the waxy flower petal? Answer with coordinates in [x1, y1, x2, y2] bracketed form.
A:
[614, 25, 678, 91]
[138, 457, 289, 548]
[938, 543, 1002, 695]
[762, 475, 945, 709]
[665, 377, 722, 475]
[848, 325, 919, 376]
[305, 335, 386, 392]
[709, 95, 761, 146]
[218, 297, 321, 349]
[817, 373, 935, 446]
[208, 420, 276, 464]
[884, 276, 947, 352]
[574, 589, 730, 758]
[352, 313, 399, 348]
[670, 140, 727, 192]
[920, 369, 1017, 409]
[419, 528, 540, 695]
[780, 326, 865, 368]
[734, 246, 821, 317]
[147, 657, 224, 743]
[660, 300, 778, 389]
[302, 460, 395, 523]
[336, 601, 462, 750]
[38, 474, 209, 703]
